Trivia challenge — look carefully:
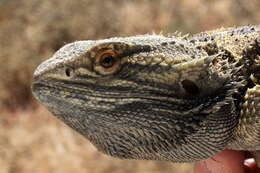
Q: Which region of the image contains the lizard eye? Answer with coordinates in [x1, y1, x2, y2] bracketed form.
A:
[100, 53, 116, 68]
[94, 50, 120, 75]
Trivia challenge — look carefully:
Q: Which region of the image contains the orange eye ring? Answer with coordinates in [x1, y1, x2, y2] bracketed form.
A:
[100, 52, 116, 68]
[95, 49, 120, 75]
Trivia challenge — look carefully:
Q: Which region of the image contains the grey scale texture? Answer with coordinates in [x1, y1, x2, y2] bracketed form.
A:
[32, 25, 260, 164]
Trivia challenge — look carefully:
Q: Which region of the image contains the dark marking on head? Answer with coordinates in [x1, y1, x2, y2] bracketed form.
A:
[189, 39, 196, 44]
[196, 46, 202, 50]
[120, 44, 153, 57]
[170, 41, 176, 44]
[181, 79, 200, 95]
[161, 42, 168, 46]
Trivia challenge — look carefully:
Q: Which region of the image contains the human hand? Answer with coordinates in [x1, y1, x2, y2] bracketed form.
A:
[194, 150, 260, 173]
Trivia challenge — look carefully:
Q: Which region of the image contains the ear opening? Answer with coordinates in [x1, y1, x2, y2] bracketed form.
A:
[172, 53, 231, 96]
[181, 79, 200, 95]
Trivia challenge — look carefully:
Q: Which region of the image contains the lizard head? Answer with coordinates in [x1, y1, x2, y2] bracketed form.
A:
[32, 35, 240, 162]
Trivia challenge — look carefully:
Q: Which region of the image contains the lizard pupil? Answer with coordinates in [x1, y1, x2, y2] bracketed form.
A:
[100, 53, 116, 68]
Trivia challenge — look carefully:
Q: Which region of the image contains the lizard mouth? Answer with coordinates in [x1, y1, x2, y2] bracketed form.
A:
[31, 81, 54, 98]
[31, 82, 43, 91]
[31, 82, 55, 108]
[31, 82, 65, 107]
[31, 82, 45, 99]
[31, 81, 81, 117]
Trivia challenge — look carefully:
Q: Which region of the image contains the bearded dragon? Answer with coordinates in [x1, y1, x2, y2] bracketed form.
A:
[32, 25, 260, 164]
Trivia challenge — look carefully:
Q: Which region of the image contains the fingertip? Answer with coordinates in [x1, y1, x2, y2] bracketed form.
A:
[244, 158, 260, 173]
[193, 150, 246, 173]
[194, 161, 211, 173]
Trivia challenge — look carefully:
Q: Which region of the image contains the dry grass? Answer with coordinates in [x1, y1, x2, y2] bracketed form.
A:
[0, 0, 260, 172]
[0, 105, 192, 173]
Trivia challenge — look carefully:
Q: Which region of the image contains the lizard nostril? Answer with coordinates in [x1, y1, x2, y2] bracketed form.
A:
[181, 79, 200, 95]
[65, 68, 72, 77]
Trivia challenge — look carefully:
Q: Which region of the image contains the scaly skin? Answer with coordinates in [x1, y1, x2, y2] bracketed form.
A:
[32, 25, 260, 163]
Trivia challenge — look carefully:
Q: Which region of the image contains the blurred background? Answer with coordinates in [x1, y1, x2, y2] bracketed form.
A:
[0, 0, 259, 172]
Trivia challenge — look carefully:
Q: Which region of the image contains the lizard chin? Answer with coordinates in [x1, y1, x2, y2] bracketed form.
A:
[32, 78, 239, 162]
